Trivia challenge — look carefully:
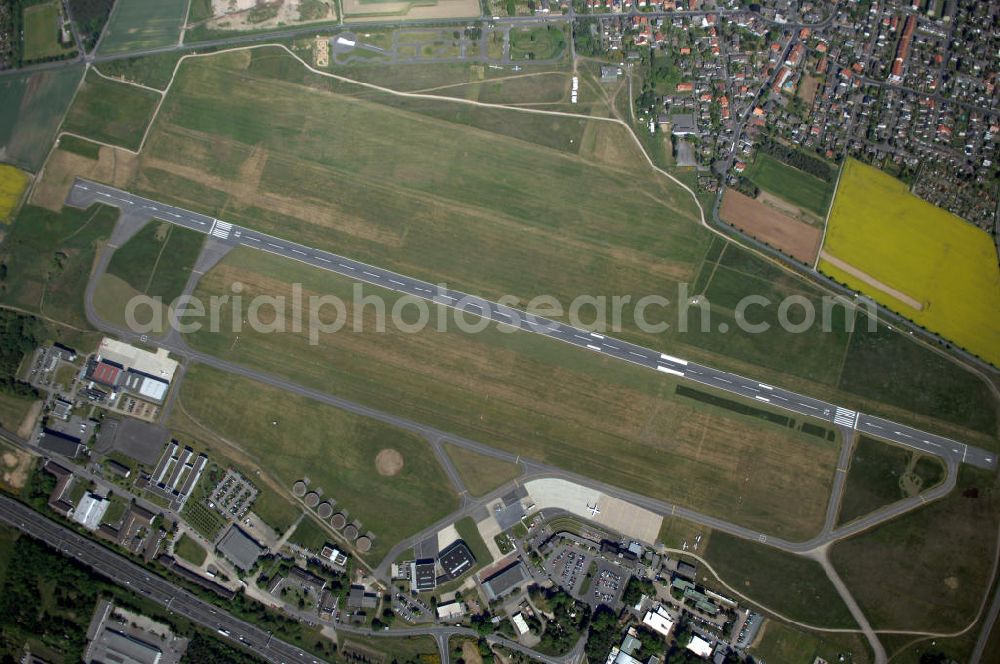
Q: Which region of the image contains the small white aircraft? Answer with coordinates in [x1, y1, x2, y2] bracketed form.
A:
[587, 503, 601, 517]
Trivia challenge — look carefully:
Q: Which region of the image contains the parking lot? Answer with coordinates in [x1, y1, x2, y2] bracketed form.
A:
[591, 559, 628, 608]
[544, 544, 593, 597]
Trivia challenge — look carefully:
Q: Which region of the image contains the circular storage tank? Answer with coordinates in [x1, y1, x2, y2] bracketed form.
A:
[292, 481, 307, 497]
[317, 502, 333, 518]
[330, 513, 347, 529]
[343, 524, 358, 541]
[355, 536, 372, 553]
[304, 492, 320, 508]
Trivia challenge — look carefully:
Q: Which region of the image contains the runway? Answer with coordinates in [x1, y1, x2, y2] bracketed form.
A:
[67, 178, 996, 471]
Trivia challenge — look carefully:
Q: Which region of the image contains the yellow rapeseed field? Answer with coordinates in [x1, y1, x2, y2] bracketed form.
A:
[0, 164, 29, 224]
[820, 159, 1000, 366]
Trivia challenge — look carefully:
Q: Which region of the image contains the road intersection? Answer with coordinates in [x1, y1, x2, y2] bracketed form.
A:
[68, 179, 996, 472]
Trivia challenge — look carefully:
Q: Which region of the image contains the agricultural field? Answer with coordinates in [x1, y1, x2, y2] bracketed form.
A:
[701, 532, 856, 628]
[719, 189, 822, 264]
[837, 436, 945, 525]
[0, 165, 29, 223]
[508, 26, 567, 61]
[61, 71, 162, 151]
[0, 203, 118, 330]
[443, 444, 521, 497]
[184, 248, 841, 542]
[176, 364, 460, 561]
[96, 52, 184, 91]
[0, 66, 84, 171]
[820, 159, 1000, 367]
[97, 0, 187, 55]
[341, 0, 479, 21]
[22, 1, 76, 62]
[745, 152, 834, 218]
[830, 466, 1000, 632]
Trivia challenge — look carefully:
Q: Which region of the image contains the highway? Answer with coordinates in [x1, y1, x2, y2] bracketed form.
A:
[0, 494, 326, 664]
[67, 178, 996, 472]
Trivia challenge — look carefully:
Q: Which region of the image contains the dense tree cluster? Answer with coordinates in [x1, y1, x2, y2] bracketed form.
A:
[0, 311, 41, 400]
[67, 0, 114, 51]
[759, 137, 837, 181]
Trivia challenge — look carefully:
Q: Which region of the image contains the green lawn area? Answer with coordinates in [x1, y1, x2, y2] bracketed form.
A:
[702, 532, 857, 628]
[0, 204, 118, 330]
[97, 0, 188, 54]
[455, 516, 493, 569]
[97, 51, 185, 90]
[176, 364, 459, 562]
[838, 436, 945, 525]
[184, 248, 841, 542]
[0, 66, 84, 171]
[106, 221, 204, 301]
[252, 484, 301, 536]
[443, 443, 521, 497]
[174, 532, 208, 566]
[749, 620, 871, 664]
[508, 26, 566, 61]
[746, 152, 834, 217]
[101, 494, 129, 525]
[22, 1, 76, 62]
[288, 516, 328, 552]
[62, 70, 161, 150]
[830, 466, 1000, 632]
[0, 391, 37, 433]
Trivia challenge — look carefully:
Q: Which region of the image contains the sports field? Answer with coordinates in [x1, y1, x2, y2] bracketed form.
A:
[0, 165, 29, 223]
[746, 152, 834, 217]
[22, 1, 76, 62]
[0, 66, 84, 171]
[177, 364, 460, 561]
[184, 248, 840, 541]
[820, 159, 1000, 366]
[62, 71, 161, 151]
[97, 0, 187, 54]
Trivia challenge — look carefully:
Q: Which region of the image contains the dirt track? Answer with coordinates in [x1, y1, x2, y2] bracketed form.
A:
[819, 251, 925, 311]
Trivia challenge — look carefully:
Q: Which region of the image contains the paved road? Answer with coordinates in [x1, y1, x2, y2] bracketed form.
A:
[0, 494, 326, 664]
[68, 179, 996, 472]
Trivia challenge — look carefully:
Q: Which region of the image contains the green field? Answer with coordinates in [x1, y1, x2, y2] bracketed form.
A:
[106, 221, 204, 302]
[57, 134, 102, 159]
[830, 466, 1000, 632]
[251, 484, 301, 535]
[97, 0, 187, 55]
[182, 499, 226, 541]
[184, 248, 840, 542]
[0, 392, 36, 433]
[750, 620, 871, 664]
[702, 532, 856, 628]
[0, 204, 118, 329]
[837, 436, 945, 525]
[455, 516, 492, 570]
[175, 532, 208, 566]
[177, 364, 459, 562]
[509, 26, 567, 61]
[838, 316, 998, 435]
[746, 152, 834, 217]
[22, 1, 76, 62]
[97, 52, 185, 90]
[288, 516, 329, 551]
[443, 443, 521, 497]
[62, 71, 161, 150]
[0, 66, 84, 171]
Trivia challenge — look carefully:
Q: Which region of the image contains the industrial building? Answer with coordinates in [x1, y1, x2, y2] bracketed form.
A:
[481, 560, 530, 600]
[217, 525, 265, 571]
[438, 539, 476, 580]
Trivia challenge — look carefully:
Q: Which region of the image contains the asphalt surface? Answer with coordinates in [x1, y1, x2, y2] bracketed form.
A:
[0, 494, 326, 664]
[68, 179, 997, 472]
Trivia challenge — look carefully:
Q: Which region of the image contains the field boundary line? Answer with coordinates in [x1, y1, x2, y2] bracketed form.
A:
[814, 157, 844, 270]
[91, 64, 169, 95]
